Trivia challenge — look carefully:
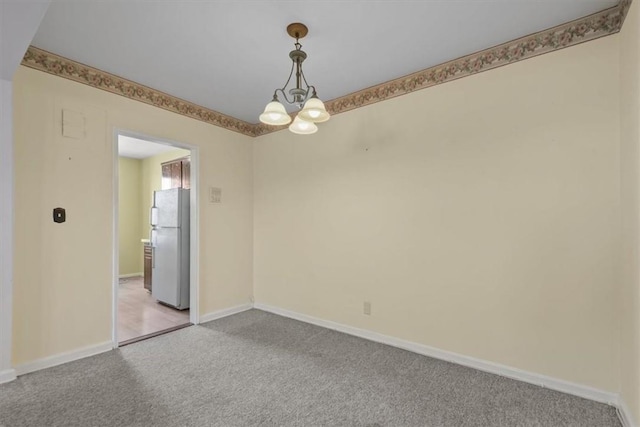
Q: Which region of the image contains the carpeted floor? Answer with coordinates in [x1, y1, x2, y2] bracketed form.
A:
[0, 309, 621, 426]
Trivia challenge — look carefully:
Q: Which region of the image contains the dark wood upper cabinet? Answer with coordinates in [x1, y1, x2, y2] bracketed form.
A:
[181, 160, 191, 190]
[161, 157, 191, 190]
[161, 163, 172, 189]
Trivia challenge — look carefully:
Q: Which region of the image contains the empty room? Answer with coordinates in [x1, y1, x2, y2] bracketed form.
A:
[0, 0, 639, 426]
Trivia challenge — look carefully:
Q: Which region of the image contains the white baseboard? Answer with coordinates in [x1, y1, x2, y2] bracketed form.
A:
[617, 396, 638, 427]
[5, 301, 632, 425]
[0, 368, 16, 384]
[254, 303, 618, 406]
[118, 273, 142, 279]
[10, 304, 252, 378]
[199, 303, 253, 324]
[14, 341, 113, 376]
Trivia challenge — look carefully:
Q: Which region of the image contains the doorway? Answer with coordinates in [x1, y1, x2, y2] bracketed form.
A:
[113, 131, 199, 346]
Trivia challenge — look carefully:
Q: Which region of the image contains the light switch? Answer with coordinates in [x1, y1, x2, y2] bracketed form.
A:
[209, 187, 222, 203]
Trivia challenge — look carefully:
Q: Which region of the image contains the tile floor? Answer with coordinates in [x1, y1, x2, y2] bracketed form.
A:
[118, 276, 190, 343]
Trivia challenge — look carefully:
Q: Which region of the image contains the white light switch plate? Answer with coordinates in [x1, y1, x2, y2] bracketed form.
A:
[209, 187, 222, 203]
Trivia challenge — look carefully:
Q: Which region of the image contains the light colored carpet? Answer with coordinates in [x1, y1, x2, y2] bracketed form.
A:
[0, 309, 621, 426]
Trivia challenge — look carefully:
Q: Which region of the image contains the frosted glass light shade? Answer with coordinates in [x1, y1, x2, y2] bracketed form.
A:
[259, 101, 292, 125]
[298, 97, 330, 123]
[289, 116, 318, 135]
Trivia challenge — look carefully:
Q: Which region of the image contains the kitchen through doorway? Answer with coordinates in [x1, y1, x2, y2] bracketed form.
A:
[114, 132, 198, 346]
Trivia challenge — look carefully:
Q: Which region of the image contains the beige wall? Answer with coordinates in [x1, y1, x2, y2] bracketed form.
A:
[140, 149, 190, 243]
[12, 67, 254, 365]
[118, 157, 142, 276]
[254, 36, 621, 391]
[9, 17, 638, 405]
[619, 0, 640, 422]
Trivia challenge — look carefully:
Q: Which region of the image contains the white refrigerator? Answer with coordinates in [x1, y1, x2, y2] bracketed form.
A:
[150, 188, 190, 310]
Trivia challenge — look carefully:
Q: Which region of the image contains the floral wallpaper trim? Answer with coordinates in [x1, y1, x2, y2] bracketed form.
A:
[22, 0, 631, 138]
[255, 0, 632, 136]
[619, 0, 633, 27]
[21, 46, 257, 137]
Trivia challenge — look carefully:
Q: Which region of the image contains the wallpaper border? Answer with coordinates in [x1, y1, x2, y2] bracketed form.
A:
[21, 47, 257, 137]
[22, 0, 632, 138]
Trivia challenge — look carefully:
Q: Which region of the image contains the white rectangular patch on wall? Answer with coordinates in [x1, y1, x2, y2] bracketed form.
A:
[61, 109, 85, 139]
[209, 187, 222, 204]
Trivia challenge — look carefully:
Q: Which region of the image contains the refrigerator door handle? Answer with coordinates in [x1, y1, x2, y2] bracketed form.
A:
[150, 207, 159, 227]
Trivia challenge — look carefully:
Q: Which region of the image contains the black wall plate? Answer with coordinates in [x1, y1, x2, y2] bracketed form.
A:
[53, 207, 66, 223]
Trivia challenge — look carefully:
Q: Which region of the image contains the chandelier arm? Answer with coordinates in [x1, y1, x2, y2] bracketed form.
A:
[298, 70, 316, 104]
[300, 68, 312, 91]
[298, 86, 314, 105]
[278, 60, 296, 96]
[275, 88, 296, 105]
[304, 85, 318, 103]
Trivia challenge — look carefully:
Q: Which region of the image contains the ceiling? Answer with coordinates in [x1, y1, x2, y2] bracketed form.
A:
[118, 135, 181, 159]
[31, 0, 618, 124]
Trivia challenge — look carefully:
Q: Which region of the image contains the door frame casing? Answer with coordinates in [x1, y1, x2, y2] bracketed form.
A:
[112, 129, 200, 347]
[0, 79, 16, 383]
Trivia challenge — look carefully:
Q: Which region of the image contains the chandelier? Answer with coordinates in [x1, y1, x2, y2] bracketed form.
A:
[259, 23, 330, 135]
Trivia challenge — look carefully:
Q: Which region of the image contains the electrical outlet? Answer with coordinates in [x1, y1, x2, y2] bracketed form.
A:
[363, 301, 371, 315]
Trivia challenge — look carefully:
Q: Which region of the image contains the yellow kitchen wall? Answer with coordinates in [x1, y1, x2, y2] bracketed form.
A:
[12, 66, 254, 366]
[619, 0, 640, 422]
[254, 35, 620, 392]
[140, 149, 190, 243]
[118, 157, 143, 276]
